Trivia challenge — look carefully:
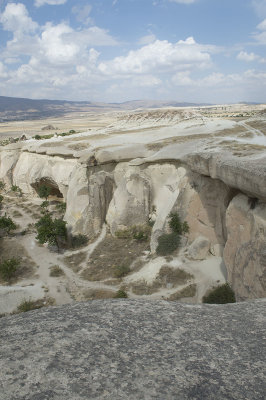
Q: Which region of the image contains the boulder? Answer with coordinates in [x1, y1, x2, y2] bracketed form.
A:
[188, 236, 210, 260]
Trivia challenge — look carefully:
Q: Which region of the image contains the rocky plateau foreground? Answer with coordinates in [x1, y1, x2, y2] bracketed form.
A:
[0, 104, 266, 312]
[0, 299, 265, 399]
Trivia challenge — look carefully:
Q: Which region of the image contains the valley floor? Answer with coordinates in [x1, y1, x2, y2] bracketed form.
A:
[0, 191, 226, 315]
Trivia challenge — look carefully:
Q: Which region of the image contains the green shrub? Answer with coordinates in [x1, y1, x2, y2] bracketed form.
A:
[113, 265, 130, 278]
[56, 202, 66, 213]
[70, 234, 89, 248]
[169, 212, 189, 235]
[114, 289, 128, 298]
[115, 225, 150, 241]
[11, 185, 19, 192]
[34, 134, 42, 140]
[156, 212, 189, 255]
[133, 230, 148, 241]
[40, 200, 49, 209]
[0, 258, 20, 282]
[0, 216, 16, 234]
[35, 214, 67, 251]
[37, 185, 51, 200]
[0, 181, 5, 191]
[202, 283, 236, 304]
[156, 232, 181, 255]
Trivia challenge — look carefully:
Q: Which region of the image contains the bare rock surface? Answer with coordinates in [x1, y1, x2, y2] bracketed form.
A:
[224, 194, 266, 300]
[0, 299, 265, 400]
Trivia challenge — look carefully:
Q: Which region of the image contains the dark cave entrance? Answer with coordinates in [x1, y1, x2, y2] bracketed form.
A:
[31, 178, 63, 199]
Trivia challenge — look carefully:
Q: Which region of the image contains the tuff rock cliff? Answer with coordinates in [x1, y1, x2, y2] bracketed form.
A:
[1, 108, 266, 300]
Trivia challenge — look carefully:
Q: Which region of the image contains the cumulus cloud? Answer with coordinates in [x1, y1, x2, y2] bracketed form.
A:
[72, 4, 93, 25]
[237, 51, 259, 62]
[0, 3, 37, 33]
[34, 0, 67, 7]
[99, 37, 212, 76]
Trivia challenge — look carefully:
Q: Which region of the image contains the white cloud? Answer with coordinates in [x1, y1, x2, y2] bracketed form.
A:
[72, 5, 93, 25]
[138, 34, 157, 45]
[99, 37, 212, 76]
[253, 18, 266, 43]
[34, 0, 67, 7]
[0, 3, 37, 33]
[237, 51, 259, 62]
[257, 18, 266, 30]
[0, 61, 8, 78]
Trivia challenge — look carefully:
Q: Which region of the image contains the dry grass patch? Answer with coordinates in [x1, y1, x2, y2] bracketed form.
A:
[49, 265, 65, 277]
[16, 297, 55, 313]
[167, 284, 197, 301]
[83, 288, 115, 300]
[0, 238, 37, 284]
[130, 265, 193, 295]
[81, 233, 149, 281]
[11, 210, 23, 218]
[63, 251, 87, 273]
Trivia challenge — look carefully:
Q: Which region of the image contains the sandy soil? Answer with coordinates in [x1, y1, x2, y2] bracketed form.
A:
[0, 190, 227, 314]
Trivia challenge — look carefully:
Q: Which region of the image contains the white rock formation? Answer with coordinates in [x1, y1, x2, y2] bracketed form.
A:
[0, 106, 265, 300]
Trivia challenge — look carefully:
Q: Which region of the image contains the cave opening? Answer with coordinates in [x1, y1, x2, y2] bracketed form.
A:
[31, 178, 63, 199]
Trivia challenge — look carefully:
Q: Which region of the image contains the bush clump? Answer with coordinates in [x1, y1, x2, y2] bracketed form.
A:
[70, 234, 89, 249]
[202, 283, 236, 304]
[169, 212, 189, 235]
[113, 265, 130, 278]
[156, 232, 181, 256]
[0, 258, 20, 282]
[16, 299, 45, 313]
[115, 225, 150, 241]
[0, 216, 16, 234]
[114, 289, 128, 298]
[156, 212, 189, 256]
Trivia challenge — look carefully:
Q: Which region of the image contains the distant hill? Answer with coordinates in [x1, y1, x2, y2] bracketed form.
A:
[0, 96, 210, 122]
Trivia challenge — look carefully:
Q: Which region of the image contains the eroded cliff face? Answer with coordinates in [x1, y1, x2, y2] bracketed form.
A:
[224, 194, 266, 300]
[1, 109, 265, 301]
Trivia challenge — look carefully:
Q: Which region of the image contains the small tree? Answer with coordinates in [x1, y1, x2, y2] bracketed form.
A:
[0, 258, 20, 282]
[35, 214, 67, 251]
[40, 201, 49, 213]
[0, 216, 16, 234]
[0, 181, 5, 191]
[56, 202, 66, 213]
[169, 212, 189, 235]
[38, 184, 51, 200]
[156, 212, 189, 255]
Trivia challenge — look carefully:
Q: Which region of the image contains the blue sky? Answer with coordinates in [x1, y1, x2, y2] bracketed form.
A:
[0, 0, 266, 103]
